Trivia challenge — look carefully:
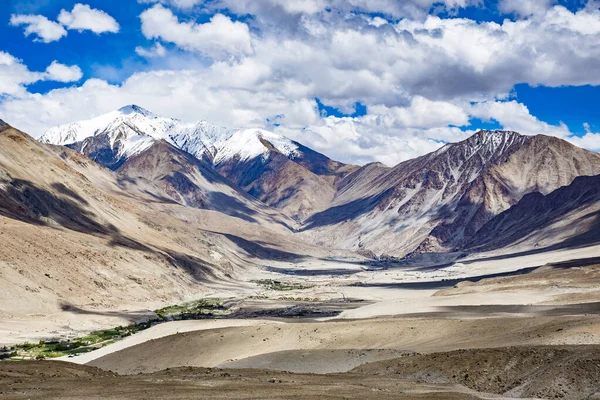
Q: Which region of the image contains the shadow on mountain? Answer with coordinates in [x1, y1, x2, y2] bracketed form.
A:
[108, 233, 154, 252]
[0, 178, 112, 235]
[462, 211, 600, 265]
[161, 250, 219, 281]
[207, 192, 258, 223]
[50, 183, 90, 206]
[210, 232, 305, 261]
[465, 175, 600, 254]
[0, 177, 226, 285]
[0, 178, 156, 255]
[301, 190, 392, 230]
[115, 176, 180, 205]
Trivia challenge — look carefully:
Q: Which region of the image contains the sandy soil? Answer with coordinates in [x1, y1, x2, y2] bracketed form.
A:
[87, 314, 600, 374]
[218, 349, 413, 373]
[3, 346, 600, 399]
[0, 361, 485, 400]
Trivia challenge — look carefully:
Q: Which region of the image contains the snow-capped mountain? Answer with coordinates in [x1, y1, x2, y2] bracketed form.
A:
[40, 106, 354, 220]
[39, 105, 300, 169]
[303, 130, 600, 257]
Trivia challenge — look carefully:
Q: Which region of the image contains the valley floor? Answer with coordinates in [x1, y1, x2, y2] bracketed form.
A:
[2, 248, 600, 399]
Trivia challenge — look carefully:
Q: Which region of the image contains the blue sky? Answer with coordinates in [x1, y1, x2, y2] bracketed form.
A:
[1, 0, 600, 165]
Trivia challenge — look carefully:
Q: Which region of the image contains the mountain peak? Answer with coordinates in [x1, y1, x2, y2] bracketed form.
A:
[0, 119, 7, 127]
[117, 104, 154, 117]
[471, 129, 524, 142]
[455, 129, 529, 158]
[475, 129, 522, 136]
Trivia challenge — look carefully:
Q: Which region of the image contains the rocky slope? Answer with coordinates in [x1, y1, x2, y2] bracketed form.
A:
[41, 106, 356, 220]
[303, 131, 600, 257]
[0, 121, 331, 333]
[117, 140, 294, 226]
[465, 174, 600, 253]
[215, 136, 357, 221]
[38, 109, 600, 257]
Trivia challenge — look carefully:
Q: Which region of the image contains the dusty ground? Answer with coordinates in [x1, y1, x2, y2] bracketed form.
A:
[4, 239, 600, 398]
[0, 361, 484, 400]
[355, 345, 600, 400]
[86, 315, 600, 374]
[2, 346, 600, 399]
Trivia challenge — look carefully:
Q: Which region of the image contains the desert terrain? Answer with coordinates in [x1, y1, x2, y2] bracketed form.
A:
[3, 254, 600, 399]
[2, 117, 600, 399]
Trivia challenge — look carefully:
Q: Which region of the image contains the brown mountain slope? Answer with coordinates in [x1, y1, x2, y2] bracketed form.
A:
[215, 140, 358, 221]
[0, 123, 330, 341]
[117, 140, 295, 227]
[302, 131, 600, 257]
[464, 174, 600, 253]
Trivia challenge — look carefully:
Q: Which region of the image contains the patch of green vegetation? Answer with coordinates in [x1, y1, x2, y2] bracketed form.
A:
[2, 298, 231, 362]
[253, 279, 312, 291]
[155, 298, 228, 320]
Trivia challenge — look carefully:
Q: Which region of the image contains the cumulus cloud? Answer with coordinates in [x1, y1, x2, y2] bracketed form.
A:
[497, 0, 556, 17]
[44, 61, 83, 82]
[138, 0, 205, 9]
[9, 14, 67, 43]
[58, 3, 120, 34]
[3, 3, 600, 165]
[0, 52, 41, 97]
[140, 5, 253, 59]
[10, 4, 119, 43]
[159, 0, 482, 19]
[368, 97, 470, 130]
[135, 42, 167, 58]
[0, 53, 82, 97]
[569, 128, 600, 151]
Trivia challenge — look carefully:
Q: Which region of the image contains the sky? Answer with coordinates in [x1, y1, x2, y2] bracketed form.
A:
[1, 0, 600, 166]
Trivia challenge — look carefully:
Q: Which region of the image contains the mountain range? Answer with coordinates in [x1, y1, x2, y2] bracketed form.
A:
[39, 106, 600, 258]
[1, 104, 599, 334]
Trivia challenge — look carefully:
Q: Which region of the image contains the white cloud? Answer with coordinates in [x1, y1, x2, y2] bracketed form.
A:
[0, 52, 82, 97]
[0, 52, 41, 97]
[177, 0, 481, 20]
[497, 0, 555, 17]
[138, 0, 205, 9]
[140, 5, 253, 59]
[470, 100, 571, 138]
[282, 116, 462, 166]
[569, 132, 600, 151]
[9, 14, 67, 43]
[135, 42, 168, 58]
[44, 61, 83, 82]
[3, 3, 600, 165]
[10, 4, 119, 44]
[58, 3, 120, 34]
[368, 97, 470, 130]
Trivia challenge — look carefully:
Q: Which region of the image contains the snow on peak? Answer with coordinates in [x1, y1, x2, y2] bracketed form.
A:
[213, 129, 299, 165]
[39, 106, 177, 151]
[39, 107, 298, 166]
[460, 130, 528, 158]
[117, 104, 154, 117]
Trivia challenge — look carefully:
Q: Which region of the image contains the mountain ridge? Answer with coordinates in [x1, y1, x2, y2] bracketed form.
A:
[303, 129, 600, 257]
[41, 106, 358, 220]
[38, 108, 600, 257]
